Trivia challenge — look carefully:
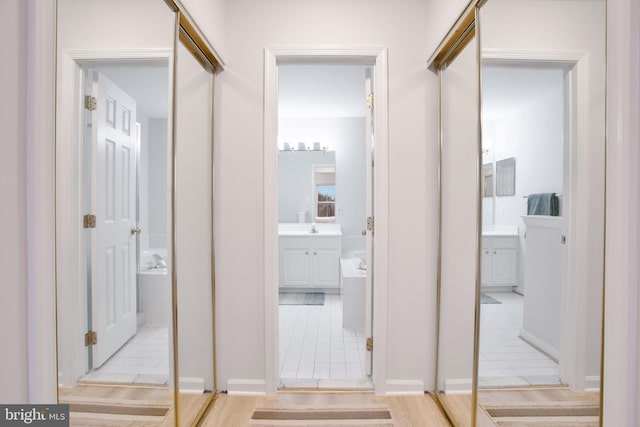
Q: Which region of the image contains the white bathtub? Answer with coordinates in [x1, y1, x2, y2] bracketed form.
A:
[139, 267, 170, 327]
[340, 258, 366, 332]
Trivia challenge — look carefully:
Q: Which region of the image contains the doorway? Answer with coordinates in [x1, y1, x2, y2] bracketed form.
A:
[77, 62, 171, 386]
[263, 48, 390, 394]
[479, 63, 568, 389]
[276, 64, 373, 388]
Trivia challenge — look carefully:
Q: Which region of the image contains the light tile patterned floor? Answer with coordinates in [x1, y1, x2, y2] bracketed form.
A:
[479, 291, 562, 388]
[279, 293, 369, 384]
[81, 326, 170, 385]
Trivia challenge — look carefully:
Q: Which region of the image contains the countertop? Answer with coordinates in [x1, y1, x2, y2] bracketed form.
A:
[278, 223, 342, 237]
[482, 224, 519, 237]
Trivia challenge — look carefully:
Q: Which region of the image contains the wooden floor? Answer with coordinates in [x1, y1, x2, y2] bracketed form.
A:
[438, 387, 600, 427]
[59, 384, 212, 426]
[198, 391, 451, 426]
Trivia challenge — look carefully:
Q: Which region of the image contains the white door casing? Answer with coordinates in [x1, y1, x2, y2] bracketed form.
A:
[90, 71, 137, 368]
[364, 68, 374, 377]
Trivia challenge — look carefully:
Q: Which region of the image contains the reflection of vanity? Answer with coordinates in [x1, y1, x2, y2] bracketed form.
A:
[481, 225, 518, 288]
[279, 223, 342, 288]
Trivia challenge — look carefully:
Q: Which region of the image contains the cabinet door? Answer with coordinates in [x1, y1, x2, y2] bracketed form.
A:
[312, 249, 340, 287]
[492, 248, 517, 285]
[282, 248, 311, 286]
[481, 247, 492, 285]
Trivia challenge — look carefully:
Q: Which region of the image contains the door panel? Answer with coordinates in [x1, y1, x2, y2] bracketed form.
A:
[92, 71, 137, 368]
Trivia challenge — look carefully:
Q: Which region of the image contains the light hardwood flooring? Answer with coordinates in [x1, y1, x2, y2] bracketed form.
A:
[438, 387, 600, 427]
[197, 391, 451, 426]
[59, 384, 212, 427]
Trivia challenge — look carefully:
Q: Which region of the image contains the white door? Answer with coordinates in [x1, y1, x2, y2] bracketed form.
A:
[90, 71, 137, 368]
[364, 68, 375, 377]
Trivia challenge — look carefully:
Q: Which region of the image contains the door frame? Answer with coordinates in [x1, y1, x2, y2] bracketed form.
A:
[55, 48, 173, 386]
[263, 47, 390, 394]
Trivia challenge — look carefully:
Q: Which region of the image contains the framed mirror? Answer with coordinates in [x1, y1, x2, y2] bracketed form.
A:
[475, 0, 606, 425]
[54, 1, 219, 425]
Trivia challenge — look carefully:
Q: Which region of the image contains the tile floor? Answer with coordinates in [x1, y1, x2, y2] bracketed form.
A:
[279, 293, 370, 386]
[479, 291, 563, 388]
[80, 326, 170, 385]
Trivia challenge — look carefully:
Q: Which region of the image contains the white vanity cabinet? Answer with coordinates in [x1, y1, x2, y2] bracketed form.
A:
[279, 235, 342, 288]
[481, 234, 518, 287]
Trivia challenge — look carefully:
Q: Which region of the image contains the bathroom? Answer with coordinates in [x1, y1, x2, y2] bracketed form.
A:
[277, 64, 372, 385]
[478, 63, 567, 388]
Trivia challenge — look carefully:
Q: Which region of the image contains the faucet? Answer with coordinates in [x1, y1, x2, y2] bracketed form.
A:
[310, 223, 319, 233]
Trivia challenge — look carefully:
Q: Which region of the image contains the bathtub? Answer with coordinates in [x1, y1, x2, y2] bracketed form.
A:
[138, 266, 170, 327]
[340, 257, 366, 332]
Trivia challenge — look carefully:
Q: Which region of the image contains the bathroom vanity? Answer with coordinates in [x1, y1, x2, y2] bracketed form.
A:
[279, 223, 342, 288]
[481, 225, 519, 288]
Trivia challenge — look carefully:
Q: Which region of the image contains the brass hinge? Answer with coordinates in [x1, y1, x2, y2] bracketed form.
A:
[366, 93, 374, 109]
[366, 337, 373, 352]
[84, 95, 97, 111]
[366, 216, 374, 233]
[84, 214, 96, 229]
[85, 331, 97, 346]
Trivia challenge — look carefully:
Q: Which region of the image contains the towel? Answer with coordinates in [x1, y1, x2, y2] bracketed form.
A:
[527, 193, 559, 216]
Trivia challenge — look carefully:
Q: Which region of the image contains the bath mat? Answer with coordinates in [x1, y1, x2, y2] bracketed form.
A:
[481, 293, 502, 304]
[279, 292, 325, 305]
[251, 407, 391, 421]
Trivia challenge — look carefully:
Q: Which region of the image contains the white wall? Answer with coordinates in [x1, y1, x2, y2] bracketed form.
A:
[215, 0, 438, 392]
[0, 0, 29, 403]
[147, 118, 168, 251]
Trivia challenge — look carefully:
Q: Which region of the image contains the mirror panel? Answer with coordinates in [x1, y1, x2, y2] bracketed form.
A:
[476, 0, 606, 423]
[55, 0, 177, 421]
[174, 30, 216, 425]
[435, 22, 481, 426]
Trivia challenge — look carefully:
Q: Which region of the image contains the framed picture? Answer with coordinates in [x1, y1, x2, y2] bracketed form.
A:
[495, 157, 516, 196]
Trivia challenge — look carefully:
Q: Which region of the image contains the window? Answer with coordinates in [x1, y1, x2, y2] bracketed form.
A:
[314, 166, 336, 220]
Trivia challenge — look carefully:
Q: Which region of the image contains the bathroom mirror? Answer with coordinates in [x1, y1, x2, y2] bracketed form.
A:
[54, 0, 177, 422]
[476, 0, 606, 424]
[431, 4, 481, 425]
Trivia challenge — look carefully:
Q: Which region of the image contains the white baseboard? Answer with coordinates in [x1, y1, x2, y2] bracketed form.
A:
[444, 378, 473, 394]
[179, 377, 205, 393]
[226, 379, 267, 395]
[519, 328, 559, 362]
[585, 375, 600, 392]
[384, 380, 424, 395]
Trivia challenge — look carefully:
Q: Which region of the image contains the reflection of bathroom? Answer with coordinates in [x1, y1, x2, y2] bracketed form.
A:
[277, 64, 370, 384]
[84, 64, 170, 385]
[479, 64, 566, 387]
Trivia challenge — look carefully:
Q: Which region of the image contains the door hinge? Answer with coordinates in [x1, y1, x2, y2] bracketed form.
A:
[366, 337, 373, 352]
[561, 235, 567, 245]
[85, 331, 97, 346]
[84, 95, 97, 111]
[366, 93, 374, 109]
[366, 216, 374, 233]
[83, 214, 96, 229]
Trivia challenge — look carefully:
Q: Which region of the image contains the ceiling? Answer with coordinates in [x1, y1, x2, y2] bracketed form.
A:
[278, 64, 370, 119]
[98, 64, 169, 118]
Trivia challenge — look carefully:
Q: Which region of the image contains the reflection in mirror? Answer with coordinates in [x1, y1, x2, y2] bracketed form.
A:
[55, 0, 176, 422]
[435, 21, 480, 426]
[174, 32, 216, 425]
[477, 0, 606, 424]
